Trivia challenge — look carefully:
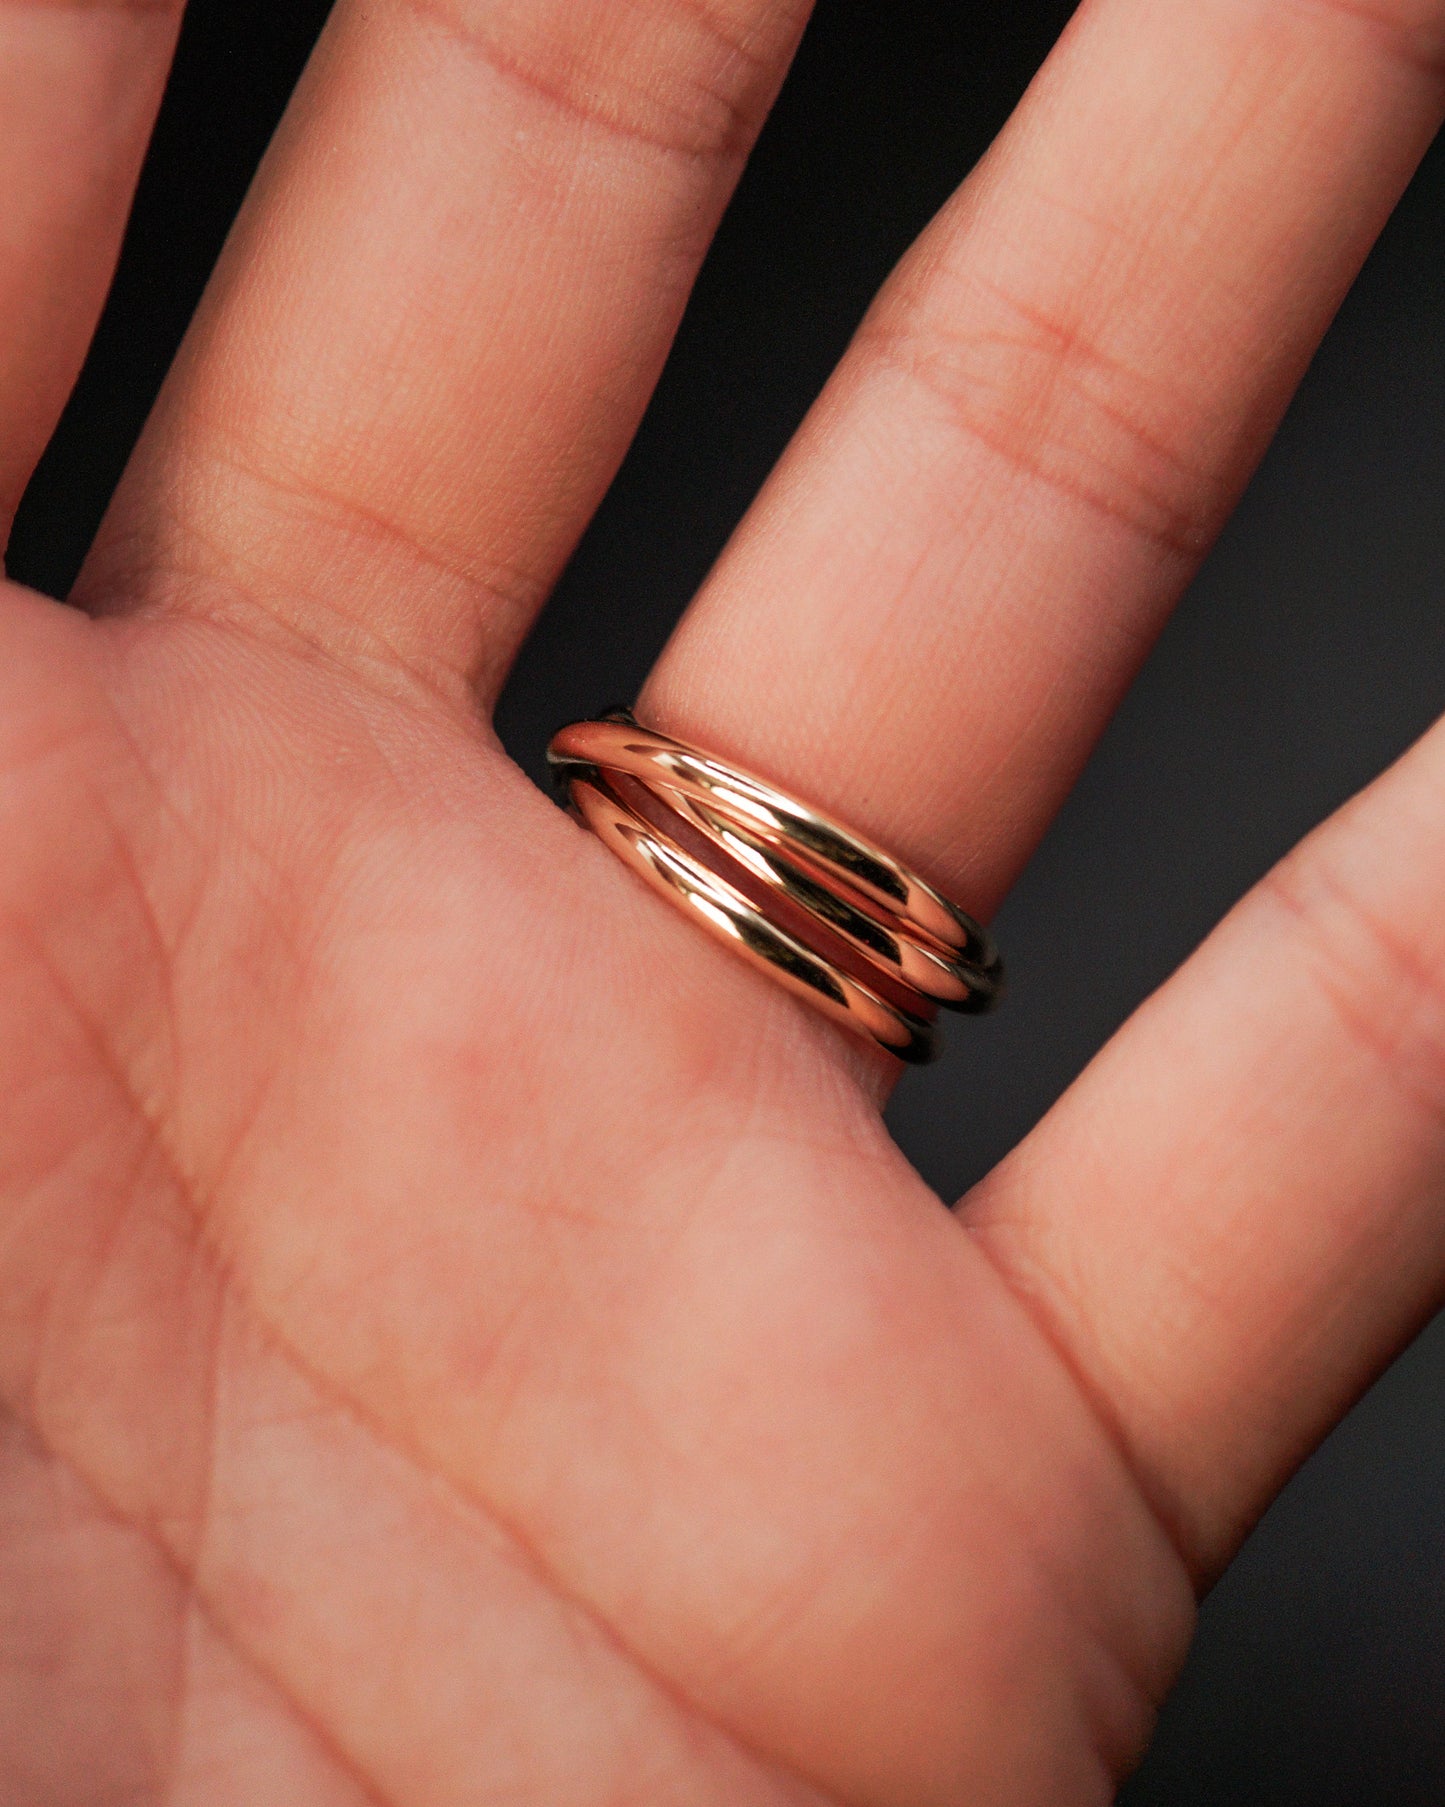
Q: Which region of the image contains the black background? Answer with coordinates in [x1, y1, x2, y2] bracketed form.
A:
[14, 1, 1445, 1799]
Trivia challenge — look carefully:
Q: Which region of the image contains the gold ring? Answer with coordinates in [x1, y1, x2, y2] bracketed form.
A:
[547, 710, 1002, 1063]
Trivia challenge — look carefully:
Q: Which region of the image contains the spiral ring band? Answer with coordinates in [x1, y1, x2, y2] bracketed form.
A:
[547, 712, 1002, 1063]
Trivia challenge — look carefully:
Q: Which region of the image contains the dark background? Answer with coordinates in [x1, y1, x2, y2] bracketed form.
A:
[14, 1, 1445, 1798]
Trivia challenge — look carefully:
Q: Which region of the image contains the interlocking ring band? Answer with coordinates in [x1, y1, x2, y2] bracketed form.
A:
[547, 710, 1003, 1063]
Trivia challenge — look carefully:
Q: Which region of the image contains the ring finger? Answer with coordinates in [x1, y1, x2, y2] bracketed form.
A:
[642, 0, 1445, 924]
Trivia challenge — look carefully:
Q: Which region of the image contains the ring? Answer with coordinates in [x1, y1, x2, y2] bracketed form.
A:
[547, 710, 1003, 1063]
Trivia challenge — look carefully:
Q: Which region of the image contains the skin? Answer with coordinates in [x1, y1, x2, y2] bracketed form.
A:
[3, 0, 1445, 1799]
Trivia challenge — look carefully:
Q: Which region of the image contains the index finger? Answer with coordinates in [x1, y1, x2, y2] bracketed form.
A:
[0, 0, 185, 543]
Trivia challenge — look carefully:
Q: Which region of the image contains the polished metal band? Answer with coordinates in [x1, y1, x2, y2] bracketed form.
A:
[547, 711, 1002, 1063]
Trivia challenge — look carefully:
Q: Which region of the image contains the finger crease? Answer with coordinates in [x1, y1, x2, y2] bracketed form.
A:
[1261, 852, 1445, 1132]
[964, 1212, 1211, 1598]
[859, 303, 1221, 568]
[391, 0, 760, 163]
[1287, 0, 1445, 85]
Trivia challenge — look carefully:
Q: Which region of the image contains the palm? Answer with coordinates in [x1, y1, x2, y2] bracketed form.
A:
[0, 573, 1177, 1803]
[5, 4, 1445, 1805]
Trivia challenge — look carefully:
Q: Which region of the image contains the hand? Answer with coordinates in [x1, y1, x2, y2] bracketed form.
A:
[4, 2, 1445, 1802]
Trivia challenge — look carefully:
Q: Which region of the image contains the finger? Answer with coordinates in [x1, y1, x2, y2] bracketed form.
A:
[77, 0, 811, 699]
[0, 0, 184, 543]
[642, 0, 1445, 916]
[964, 710, 1445, 1582]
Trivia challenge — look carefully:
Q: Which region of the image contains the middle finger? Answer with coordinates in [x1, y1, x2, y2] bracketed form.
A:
[78, 0, 811, 698]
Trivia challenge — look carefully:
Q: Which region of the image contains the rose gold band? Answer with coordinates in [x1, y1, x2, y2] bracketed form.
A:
[548, 711, 1002, 1063]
